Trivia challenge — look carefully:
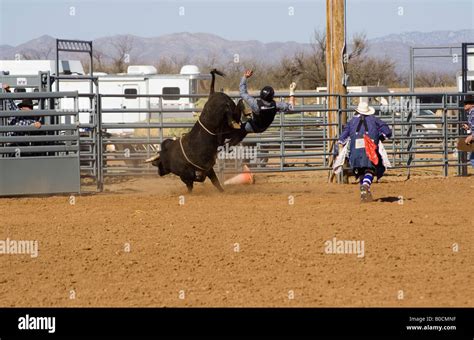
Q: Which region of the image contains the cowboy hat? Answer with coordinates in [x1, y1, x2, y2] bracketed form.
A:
[17, 99, 34, 109]
[463, 95, 474, 105]
[355, 101, 375, 115]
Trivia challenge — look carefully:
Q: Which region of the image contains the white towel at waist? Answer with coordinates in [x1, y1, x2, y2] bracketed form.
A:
[378, 141, 392, 168]
[333, 140, 350, 175]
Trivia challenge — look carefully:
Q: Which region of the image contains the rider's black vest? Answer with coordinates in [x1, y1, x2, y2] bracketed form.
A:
[250, 99, 278, 133]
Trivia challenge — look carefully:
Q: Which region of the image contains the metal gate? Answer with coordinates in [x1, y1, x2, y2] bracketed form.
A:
[0, 91, 81, 196]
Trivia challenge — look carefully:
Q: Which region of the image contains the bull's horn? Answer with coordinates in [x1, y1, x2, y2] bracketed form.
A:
[144, 154, 160, 163]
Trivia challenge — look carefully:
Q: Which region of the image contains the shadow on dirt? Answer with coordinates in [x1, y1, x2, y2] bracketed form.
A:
[375, 196, 412, 203]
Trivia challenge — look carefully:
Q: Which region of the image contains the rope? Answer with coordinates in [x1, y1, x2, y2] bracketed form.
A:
[176, 117, 220, 171]
[197, 118, 216, 136]
[179, 135, 209, 171]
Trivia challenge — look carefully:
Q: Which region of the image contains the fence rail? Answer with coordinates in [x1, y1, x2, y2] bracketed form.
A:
[0, 90, 472, 194]
[93, 91, 470, 183]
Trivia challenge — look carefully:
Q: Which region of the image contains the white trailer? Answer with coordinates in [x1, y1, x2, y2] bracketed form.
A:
[457, 45, 474, 92]
[457, 71, 474, 92]
[0, 60, 211, 128]
[0, 60, 84, 76]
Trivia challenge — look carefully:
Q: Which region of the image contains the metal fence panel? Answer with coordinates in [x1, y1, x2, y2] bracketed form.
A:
[94, 92, 469, 186]
[0, 156, 80, 195]
[0, 91, 81, 196]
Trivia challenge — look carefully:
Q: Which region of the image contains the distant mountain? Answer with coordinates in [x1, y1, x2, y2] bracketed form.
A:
[370, 29, 474, 45]
[5, 35, 57, 59]
[0, 33, 311, 66]
[1, 30, 473, 74]
[0, 44, 15, 57]
[368, 29, 474, 74]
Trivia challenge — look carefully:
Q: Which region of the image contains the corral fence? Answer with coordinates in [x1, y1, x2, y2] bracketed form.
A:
[0, 91, 81, 195]
[0, 90, 471, 195]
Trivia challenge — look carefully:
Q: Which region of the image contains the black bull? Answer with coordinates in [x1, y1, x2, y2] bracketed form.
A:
[145, 70, 245, 193]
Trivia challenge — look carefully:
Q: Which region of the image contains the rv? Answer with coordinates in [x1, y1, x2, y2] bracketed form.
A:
[457, 71, 474, 92]
[0, 60, 211, 128]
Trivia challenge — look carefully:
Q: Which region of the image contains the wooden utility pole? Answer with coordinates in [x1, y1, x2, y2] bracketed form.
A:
[326, 0, 347, 182]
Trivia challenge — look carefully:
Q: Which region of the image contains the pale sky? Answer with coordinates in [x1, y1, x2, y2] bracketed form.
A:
[0, 0, 473, 46]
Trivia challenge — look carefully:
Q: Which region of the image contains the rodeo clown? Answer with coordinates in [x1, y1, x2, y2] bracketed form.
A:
[336, 101, 392, 202]
[229, 69, 295, 145]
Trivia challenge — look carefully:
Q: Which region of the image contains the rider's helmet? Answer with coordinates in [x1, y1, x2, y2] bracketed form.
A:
[260, 86, 275, 102]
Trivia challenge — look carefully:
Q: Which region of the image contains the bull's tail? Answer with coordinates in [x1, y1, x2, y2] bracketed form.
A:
[210, 69, 225, 95]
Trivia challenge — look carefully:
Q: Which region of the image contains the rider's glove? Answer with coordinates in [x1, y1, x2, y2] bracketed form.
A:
[289, 82, 297, 96]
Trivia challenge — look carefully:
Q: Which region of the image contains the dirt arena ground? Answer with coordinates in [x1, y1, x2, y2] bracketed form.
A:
[0, 171, 473, 307]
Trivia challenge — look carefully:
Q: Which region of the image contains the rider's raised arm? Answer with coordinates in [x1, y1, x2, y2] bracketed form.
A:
[239, 76, 259, 113]
[276, 101, 292, 113]
[276, 81, 296, 112]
